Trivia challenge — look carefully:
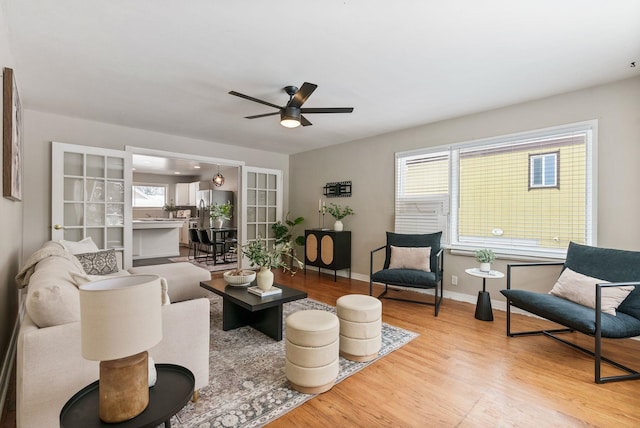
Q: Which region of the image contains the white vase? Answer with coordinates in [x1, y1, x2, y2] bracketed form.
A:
[256, 266, 274, 290]
[333, 220, 344, 231]
[169, 211, 174, 219]
[213, 218, 224, 229]
[480, 262, 491, 272]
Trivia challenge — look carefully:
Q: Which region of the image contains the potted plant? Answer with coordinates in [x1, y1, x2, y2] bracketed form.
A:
[163, 200, 178, 218]
[325, 202, 355, 231]
[240, 236, 302, 290]
[210, 201, 232, 229]
[474, 248, 496, 272]
[272, 214, 305, 270]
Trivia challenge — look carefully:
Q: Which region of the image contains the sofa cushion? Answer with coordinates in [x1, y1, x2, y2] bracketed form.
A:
[549, 268, 634, 316]
[75, 249, 119, 275]
[564, 242, 640, 319]
[388, 246, 431, 272]
[58, 237, 100, 254]
[25, 269, 80, 328]
[501, 289, 640, 338]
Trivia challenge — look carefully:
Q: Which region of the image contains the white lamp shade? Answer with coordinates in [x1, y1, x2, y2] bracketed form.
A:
[79, 275, 163, 361]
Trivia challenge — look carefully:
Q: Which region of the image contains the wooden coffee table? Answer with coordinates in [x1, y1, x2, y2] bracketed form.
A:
[200, 278, 307, 341]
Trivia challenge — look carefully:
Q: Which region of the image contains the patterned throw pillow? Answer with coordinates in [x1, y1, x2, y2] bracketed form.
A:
[75, 249, 119, 275]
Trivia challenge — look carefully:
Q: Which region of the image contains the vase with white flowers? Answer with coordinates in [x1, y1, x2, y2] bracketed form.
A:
[210, 201, 232, 229]
[325, 203, 355, 231]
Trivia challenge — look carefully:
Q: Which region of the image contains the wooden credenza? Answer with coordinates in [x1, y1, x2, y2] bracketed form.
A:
[304, 230, 351, 281]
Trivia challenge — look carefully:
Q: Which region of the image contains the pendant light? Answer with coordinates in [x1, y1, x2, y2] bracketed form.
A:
[212, 165, 224, 187]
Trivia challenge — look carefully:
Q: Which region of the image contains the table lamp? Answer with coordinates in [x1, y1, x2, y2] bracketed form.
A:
[79, 274, 163, 423]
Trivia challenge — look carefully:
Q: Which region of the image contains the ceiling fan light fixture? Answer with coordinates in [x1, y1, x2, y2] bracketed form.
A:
[212, 165, 224, 187]
[280, 106, 301, 128]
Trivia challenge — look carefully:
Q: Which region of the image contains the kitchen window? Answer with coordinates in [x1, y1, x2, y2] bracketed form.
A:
[132, 184, 167, 208]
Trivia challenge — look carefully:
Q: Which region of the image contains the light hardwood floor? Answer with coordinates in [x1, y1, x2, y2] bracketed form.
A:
[266, 269, 640, 428]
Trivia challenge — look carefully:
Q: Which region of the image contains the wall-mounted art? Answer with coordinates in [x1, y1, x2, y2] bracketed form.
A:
[3, 67, 23, 201]
[323, 181, 352, 198]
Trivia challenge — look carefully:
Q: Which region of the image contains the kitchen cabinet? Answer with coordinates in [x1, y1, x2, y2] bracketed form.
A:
[304, 230, 351, 281]
[179, 221, 190, 246]
[175, 182, 199, 205]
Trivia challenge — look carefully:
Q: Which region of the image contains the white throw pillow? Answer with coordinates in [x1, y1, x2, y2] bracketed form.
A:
[549, 268, 634, 316]
[388, 246, 431, 272]
[59, 237, 99, 255]
[26, 281, 80, 327]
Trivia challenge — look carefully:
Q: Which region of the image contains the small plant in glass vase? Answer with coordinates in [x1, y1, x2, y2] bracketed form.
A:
[210, 201, 232, 229]
[474, 248, 496, 273]
[325, 203, 355, 231]
[163, 200, 178, 218]
[240, 236, 303, 290]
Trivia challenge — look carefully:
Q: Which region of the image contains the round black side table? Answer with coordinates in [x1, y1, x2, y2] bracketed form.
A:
[60, 364, 194, 428]
[465, 268, 505, 321]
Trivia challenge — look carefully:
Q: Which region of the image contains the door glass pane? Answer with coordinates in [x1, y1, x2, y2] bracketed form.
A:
[247, 189, 256, 205]
[107, 157, 124, 180]
[247, 224, 256, 240]
[87, 155, 105, 178]
[267, 190, 276, 205]
[86, 228, 104, 248]
[86, 179, 105, 202]
[107, 181, 124, 202]
[247, 172, 256, 188]
[267, 207, 276, 222]
[106, 203, 124, 226]
[257, 190, 266, 205]
[257, 173, 266, 188]
[64, 178, 84, 201]
[247, 207, 256, 222]
[267, 174, 276, 190]
[257, 207, 266, 222]
[86, 203, 105, 226]
[64, 203, 84, 226]
[107, 227, 123, 248]
[257, 224, 267, 239]
[64, 152, 83, 176]
[63, 229, 83, 241]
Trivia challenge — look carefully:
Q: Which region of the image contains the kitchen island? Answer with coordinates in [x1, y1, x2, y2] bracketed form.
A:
[132, 219, 184, 259]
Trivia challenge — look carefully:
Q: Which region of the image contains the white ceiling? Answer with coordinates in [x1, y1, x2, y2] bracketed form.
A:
[2, 1, 639, 155]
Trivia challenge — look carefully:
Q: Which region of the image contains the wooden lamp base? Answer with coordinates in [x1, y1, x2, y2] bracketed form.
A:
[99, 351, 149, 423]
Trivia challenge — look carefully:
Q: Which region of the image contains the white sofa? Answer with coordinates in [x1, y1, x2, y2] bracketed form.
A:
[16, 241, 212, 428]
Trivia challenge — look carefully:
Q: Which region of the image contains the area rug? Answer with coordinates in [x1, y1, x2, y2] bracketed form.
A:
[171, 296, 418, 427]
[169, 256, 236, 272]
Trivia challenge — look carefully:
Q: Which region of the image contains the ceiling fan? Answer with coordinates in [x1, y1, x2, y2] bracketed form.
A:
[228, 82, 354, 128]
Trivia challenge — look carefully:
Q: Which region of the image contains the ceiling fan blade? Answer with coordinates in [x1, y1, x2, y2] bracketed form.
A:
[300, 107, 354, 114]
[300, 115, 313, 126]
[288, 82, 317, 108]
[245, 111, 281, 119]
[229, 91, 282, 110]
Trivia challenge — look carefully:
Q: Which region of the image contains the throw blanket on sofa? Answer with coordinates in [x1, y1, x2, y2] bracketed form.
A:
[15, 244, 85, 289]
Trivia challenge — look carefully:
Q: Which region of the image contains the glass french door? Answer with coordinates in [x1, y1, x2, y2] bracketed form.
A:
[51, 142, 132, 268]
[241, 166, 283, 253]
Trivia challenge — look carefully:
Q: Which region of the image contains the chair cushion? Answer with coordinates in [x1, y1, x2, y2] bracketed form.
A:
[564, 242, 640, 319]
[371, 268, 438, 288]
[501, 289, 640, 338]
[384, 232, 442, 273]
[389, 246, 431, 272]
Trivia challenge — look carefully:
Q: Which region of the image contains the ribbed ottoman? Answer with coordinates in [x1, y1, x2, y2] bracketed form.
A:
[336, 294, 382, 362]
[285, 310, 339, 394]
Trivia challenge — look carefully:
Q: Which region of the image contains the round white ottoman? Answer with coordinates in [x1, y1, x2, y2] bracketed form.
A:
[285, 310, 339, 394]
[336, 294, 382, 362]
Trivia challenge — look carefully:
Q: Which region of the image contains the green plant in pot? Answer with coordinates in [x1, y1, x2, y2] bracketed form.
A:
[272, 213, 305, 270]
[210, 201, 232, 229]
[163, 200, 178, 218]
[240, 236, 302, 290]
[325, 203, 354, 231]
[474, 248, 496, 272]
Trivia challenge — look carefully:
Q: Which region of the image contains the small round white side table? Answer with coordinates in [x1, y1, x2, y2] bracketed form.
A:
[464, 268, 504, 321]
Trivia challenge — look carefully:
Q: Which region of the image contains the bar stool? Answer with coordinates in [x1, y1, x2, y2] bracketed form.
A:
[188, 229, 201, 260]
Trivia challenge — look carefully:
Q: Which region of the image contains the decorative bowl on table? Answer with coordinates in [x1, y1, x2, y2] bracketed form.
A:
[223, 270, 256, 286]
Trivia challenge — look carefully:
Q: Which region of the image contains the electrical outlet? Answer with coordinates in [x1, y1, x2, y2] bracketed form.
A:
[451, 275, 458, 285]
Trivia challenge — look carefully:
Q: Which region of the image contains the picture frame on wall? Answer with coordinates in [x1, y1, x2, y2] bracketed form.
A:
[3, 67, 23, 201]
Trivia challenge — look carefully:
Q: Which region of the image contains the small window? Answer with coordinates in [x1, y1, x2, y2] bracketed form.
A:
[132, 184, 166, 207]
[529, 152, 558, 189]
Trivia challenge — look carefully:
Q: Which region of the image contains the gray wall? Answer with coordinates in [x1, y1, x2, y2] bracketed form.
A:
[21, 110, 289, 258]
[290, 76, 640, 302]
[0, 4, 22, 398]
